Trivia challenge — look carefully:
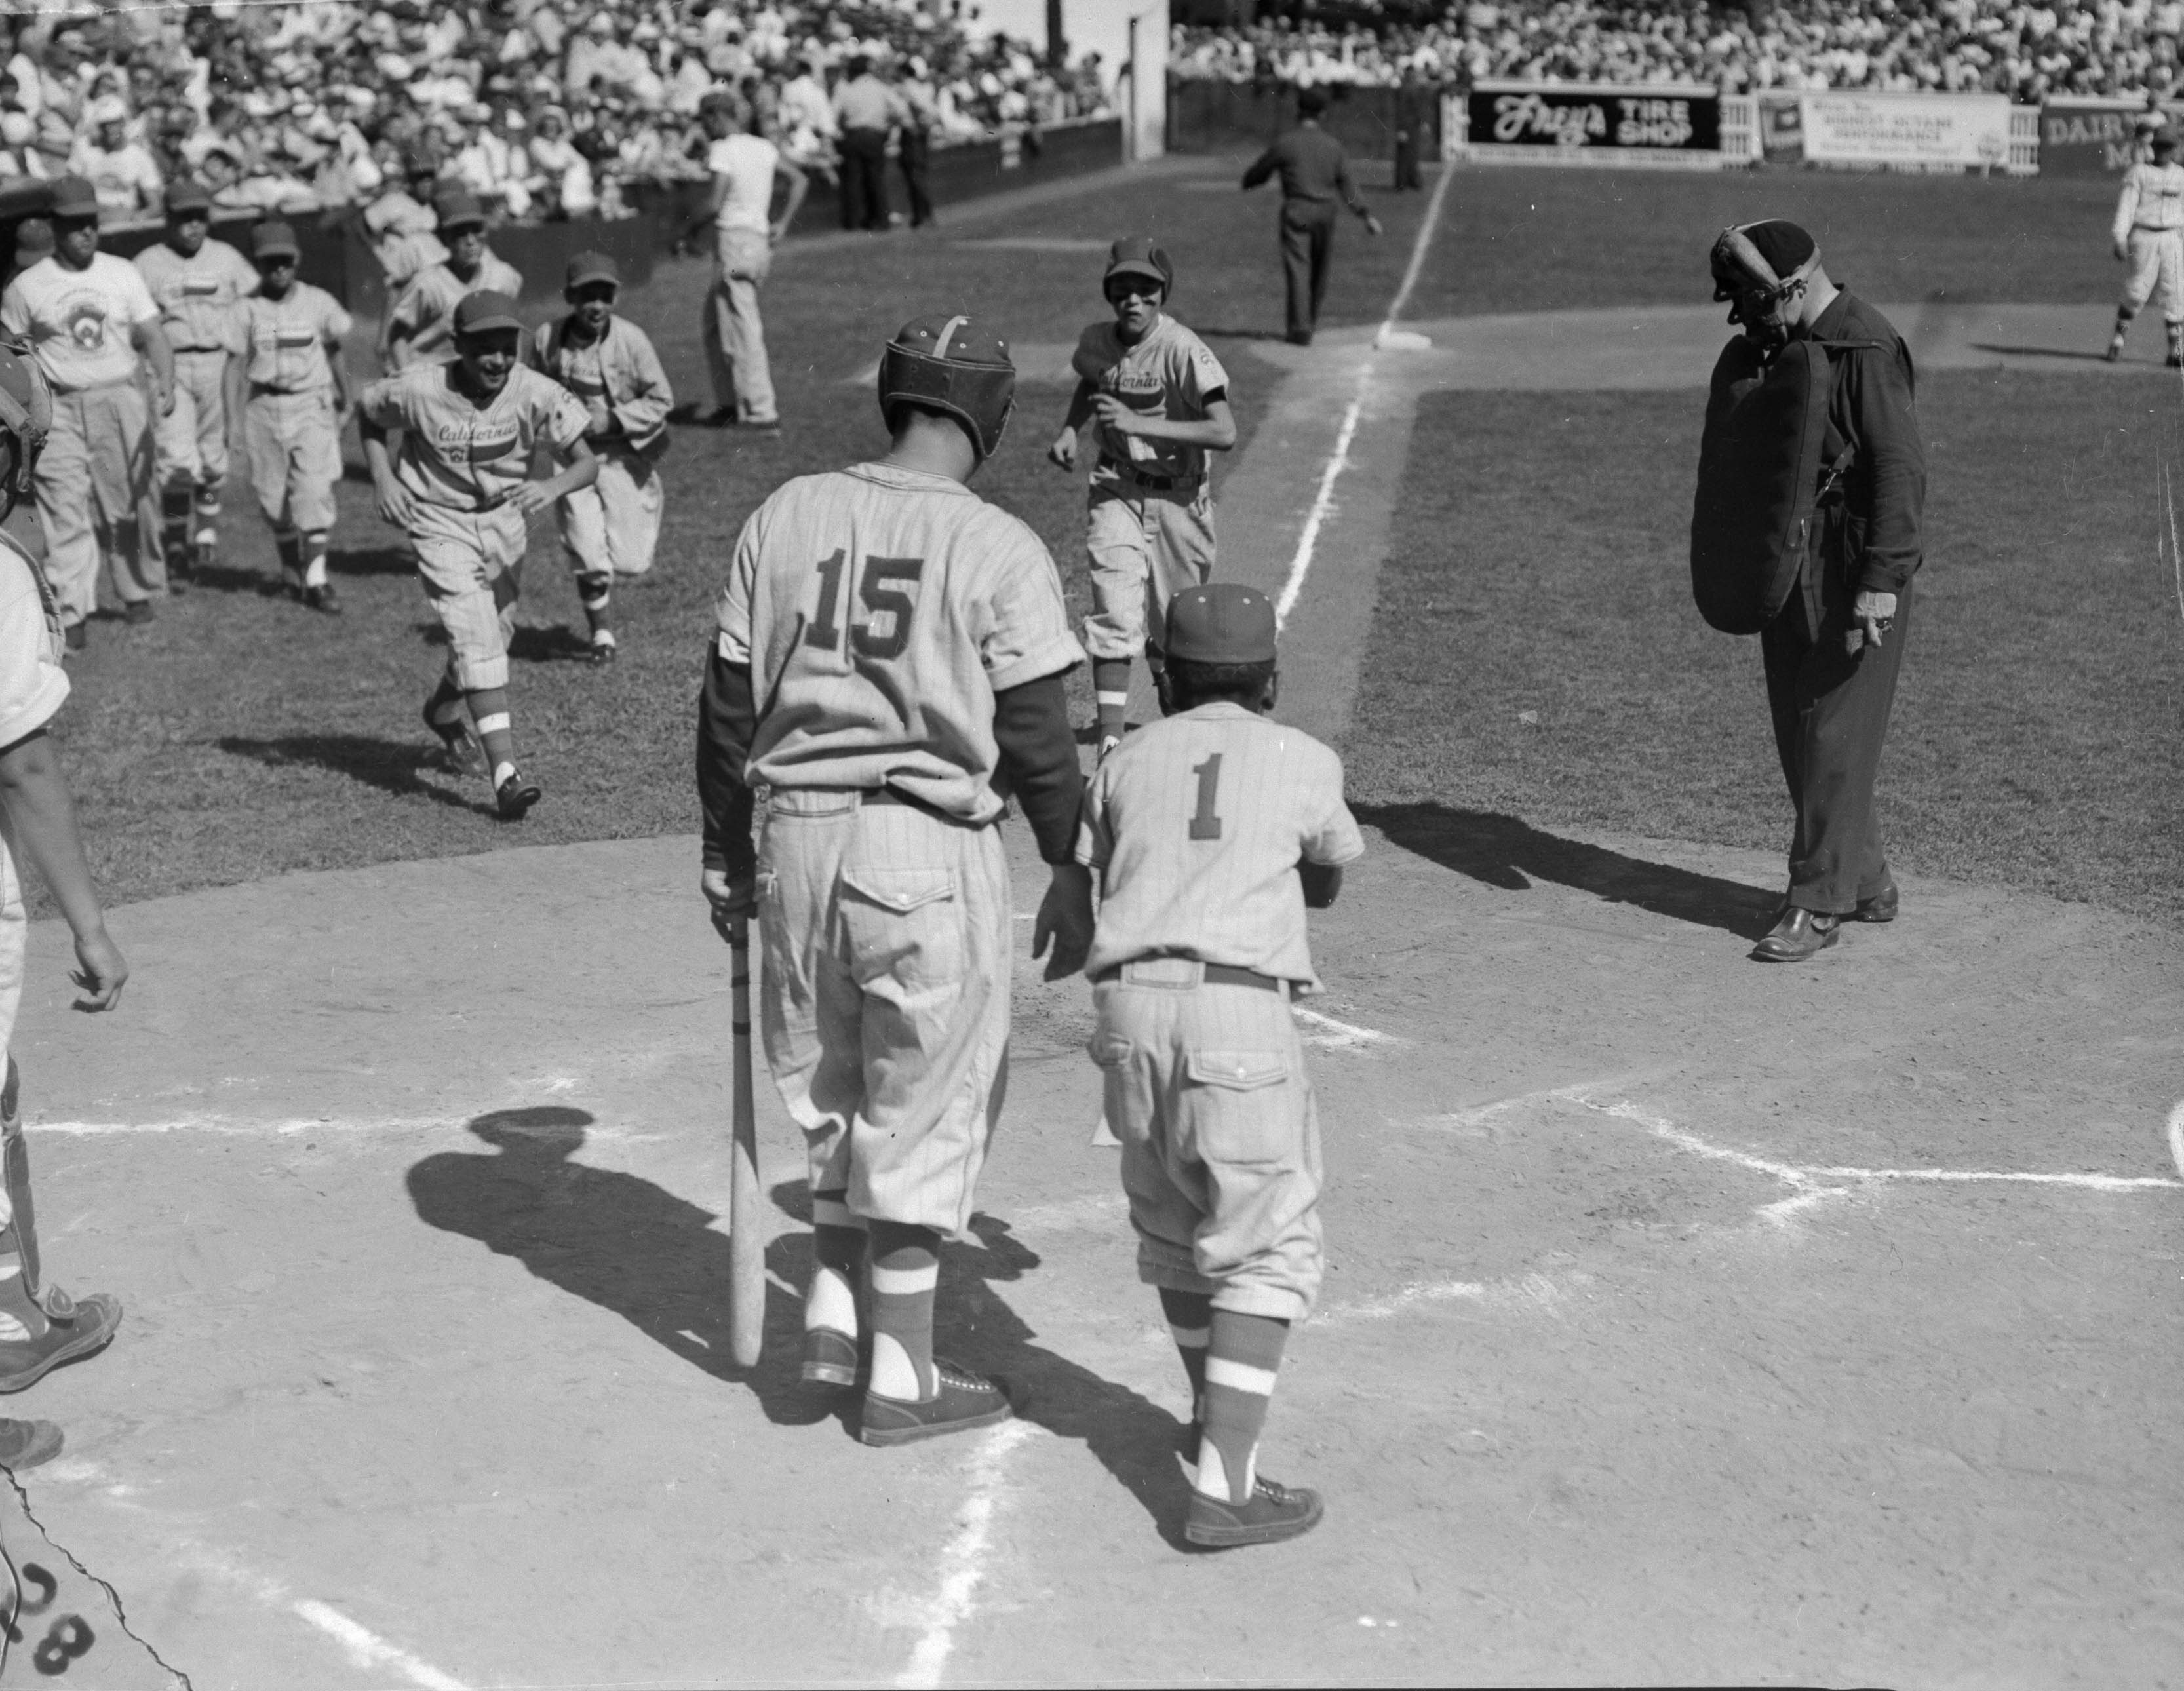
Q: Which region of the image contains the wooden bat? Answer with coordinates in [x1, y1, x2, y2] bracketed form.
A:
[728, 915, 764, 1368]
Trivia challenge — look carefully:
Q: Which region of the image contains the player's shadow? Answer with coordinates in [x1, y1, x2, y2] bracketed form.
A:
[1968, 342, 2119, 364]
[1355, 801, 1780, 938]
[328, 542, 416, 576]
[218, 733, 494, 814]
[179, 562, 290, 598]
[405, 1108, 823, 1424]
[509, 623, 598, 663]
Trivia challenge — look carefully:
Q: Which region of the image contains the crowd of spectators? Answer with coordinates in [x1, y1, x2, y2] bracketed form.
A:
[1173, 1, 2184, 103]
[0, 1, 1111, 229]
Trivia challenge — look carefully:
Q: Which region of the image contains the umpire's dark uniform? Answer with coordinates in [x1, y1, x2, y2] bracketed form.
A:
[1241, 94, 1376, 345]
[1764, 290, 1925, 922]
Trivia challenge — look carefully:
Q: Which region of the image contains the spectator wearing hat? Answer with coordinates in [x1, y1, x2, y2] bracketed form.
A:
[524, 106, 596, 220]
[0, 174, 174, 648]
[70, 96, 162, 220]
[133, 177, 258, 583]
[381, 188, 524, 372]
[1241, 87, 1382, 347]
[695, 90, 804, 429]
[530, 251, 672, 661]
[238, 220, 353, 615]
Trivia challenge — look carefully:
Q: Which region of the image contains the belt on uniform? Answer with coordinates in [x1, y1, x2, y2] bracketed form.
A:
[2134, 223, 2182, 231]
[173, 345, 228, 355]
[1093, 958, 1289, 994]
[250, 383, 326, 397]
[858, 786, 992, 830]
[1099, 454, 1201, 494]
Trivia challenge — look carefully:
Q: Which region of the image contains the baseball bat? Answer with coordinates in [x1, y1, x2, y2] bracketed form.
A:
[727, 915, 764, 1369]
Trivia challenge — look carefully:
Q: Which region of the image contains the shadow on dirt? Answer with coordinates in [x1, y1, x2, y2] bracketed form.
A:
[1354, 801, 1780, 938]
[218, 733, 491, 813]
[330, 542, 416, 576]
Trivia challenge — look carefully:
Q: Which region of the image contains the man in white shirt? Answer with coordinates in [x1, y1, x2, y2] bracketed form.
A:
[0, 175, 174, 646]
[695, 90, 805, 430]
[69, 97, 161, 220]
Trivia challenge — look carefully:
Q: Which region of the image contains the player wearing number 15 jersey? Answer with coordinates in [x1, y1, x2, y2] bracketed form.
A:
[697, 313, 1092, 1449]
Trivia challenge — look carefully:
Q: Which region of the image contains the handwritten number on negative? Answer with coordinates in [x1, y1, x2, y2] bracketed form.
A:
[1190, 754, 1223, 840]
[31, 1614, 93, 1674]
[805, 553, 924, 663]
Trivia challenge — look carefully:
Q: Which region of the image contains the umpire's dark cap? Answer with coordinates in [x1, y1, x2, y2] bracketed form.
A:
[1735, 220, 1816, 280]
[2156, 132, 2179, 156]
[165, 178, 212, 216]
[1167, 585, 1276, 665]
[1104, 236, 1173, 296]
[452, 290, 524, 336]
[47, 176, 98, 220]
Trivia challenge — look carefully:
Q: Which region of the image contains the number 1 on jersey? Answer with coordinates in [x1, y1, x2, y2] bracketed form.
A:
[805, 548, 846, 651]
[1189, 754, 1223, 840]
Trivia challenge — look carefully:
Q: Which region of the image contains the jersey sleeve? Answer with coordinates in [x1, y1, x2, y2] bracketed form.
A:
[357, 371, 413, 431]
[320, 290, 355, 343]
[1299, 747, 1366, 866]
[1069, 323, 1112, 385]
[1182, 334, 1228, 404]
[533, 374, 591, 451]
[714, 504, 764, 665]
[977, 516, 1084, 693]
[111, 260, 159, 328]
[0, 551, 67, 752]
[1, 282, 29, 341]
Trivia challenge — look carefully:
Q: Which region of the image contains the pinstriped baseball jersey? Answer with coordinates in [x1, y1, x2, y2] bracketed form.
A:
[132, 239, 259, 353]
[2116, 161, 2184, 239]
[385, 255, 526, 367]
[1072, 314, 1228, 484]
[1076, 702, 1363, 990]
[357, 362, 588, 513]
[715, 461, 1083, 826]
[240, 283, 351, 393]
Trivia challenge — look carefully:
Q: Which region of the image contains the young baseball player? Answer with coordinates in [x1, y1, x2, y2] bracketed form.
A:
[697, 313, 1093, 1446]
[0, 340, 125, 1453]
[530, 251, 672, 662]
[1047, 238, 1236, 760]
[1070, 582, 1364, 1548]
[132, 178, 256, 584]
[358, 290, 596, 819]
[381, 189, 524, 372]
[2109, 131, 2184, 366]
[239, 221, 353, 613]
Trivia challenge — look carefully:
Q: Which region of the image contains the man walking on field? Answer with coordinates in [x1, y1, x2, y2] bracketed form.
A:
[695, 90, 805, 430]
[1241, 87, 1381, 347]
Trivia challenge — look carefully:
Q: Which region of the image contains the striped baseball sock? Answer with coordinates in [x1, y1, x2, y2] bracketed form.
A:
[867, 1220, 940, 1403]
[425, 675, 467, 737]
[272, 526, 301, 581]
[301, 530, 329, 589]
[1197, 1310, 1290, 1504]
[575, 571, 614, 650]
[806, 1188, 865, 1338]
[192, 485, 220, 554]
[1158, 1287, 1213, 1467]
[1093, 657, 1130, 741]
[465, 686, 517, 785]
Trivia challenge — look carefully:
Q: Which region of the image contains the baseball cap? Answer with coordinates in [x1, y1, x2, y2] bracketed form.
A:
[47, 176, 98, 220]
[452, 290, 524, 336]
[1103, 236, 1173, 296]
[565, 250, 619, 291]
[1166, 585, 1276, 665]
[165, 178, 212, 215]
[250, 221, 301, 261]
[434, 188, 486, 231]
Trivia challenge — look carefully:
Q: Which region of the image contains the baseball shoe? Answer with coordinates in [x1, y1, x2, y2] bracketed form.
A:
[0, 1291, 121, 1393]
[2169, 354, 2183, 370]
[1849, 883, 1899, 923]
[2106, 340, 2124, 363]
[0, 1418, 61, 1471]
[860, 1360, 1013, 1446]
[62, 623, 85, 654]
[422, 701, 481, 773]
[303, 583, 341, 615]
[800, 1327, 861, 1391]
[1286, 329, 1313, 347]
[1751, 906, 1840, 962]
[121, 599, 155, 626]
[1184, 1475, 1325, 1549]
[688, 406, 736, 428]
[739, 418, 783, 433]
[495, 770, 543, 821]
[590, 638, 617, 665]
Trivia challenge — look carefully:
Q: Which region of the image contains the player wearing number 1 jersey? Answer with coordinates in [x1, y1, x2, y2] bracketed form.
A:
[698, 313, 1092, 1448]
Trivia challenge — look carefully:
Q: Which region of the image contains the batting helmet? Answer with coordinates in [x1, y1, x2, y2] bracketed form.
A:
[877, 313, 1015, 461]
[0, 339, 50, 512]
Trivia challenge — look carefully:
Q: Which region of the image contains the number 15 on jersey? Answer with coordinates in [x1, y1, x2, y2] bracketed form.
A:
[805, 549, 925, 665]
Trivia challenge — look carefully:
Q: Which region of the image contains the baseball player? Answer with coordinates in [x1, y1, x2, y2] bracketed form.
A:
[1047, 239, 1236, 759]
[530, 252, 672, 663]
[1070, 582, 1363, 1548]
[0, 174, 174, 651]
[239, 221, 352, 614]
[381, 189, 524, 373]
[133, 177, 257, 584]
[2109, 130, 2184, 366]
[0, 340, 125, 1448]
[697, 313, 1093, 1446]
[358, 290, 596, 820]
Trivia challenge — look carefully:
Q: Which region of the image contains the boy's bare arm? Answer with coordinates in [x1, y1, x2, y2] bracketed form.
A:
[0, 731, 125, 1009]
[1047, 378, 1098, 469]
[1090, 393, 1237, 451]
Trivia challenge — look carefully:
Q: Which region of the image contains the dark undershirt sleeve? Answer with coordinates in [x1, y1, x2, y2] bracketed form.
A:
[992, 672, 1083, 865]
[696, 642, 757, 876]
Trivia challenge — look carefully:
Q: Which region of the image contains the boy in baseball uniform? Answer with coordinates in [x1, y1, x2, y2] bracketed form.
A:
[0, 339, 126, 1451]
[1, 174, 174, 650]
[530, 251, 672, 663]
[358, 290, 596, 819]
[1048, 238, 1236, 759]
[132, 178, 256, 583]
[1072, 582, 1363, 1548]
[2109, 130, 2184, 366]
[239, 221, 352, 613]
[382, 189, 524, 372]
[698, 313, 1093, 1446]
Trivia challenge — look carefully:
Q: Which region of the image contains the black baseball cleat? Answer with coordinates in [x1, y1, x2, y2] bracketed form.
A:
[1752, 906, 1841, 962]
[0, 1291, 121, 1393]
[303, 583, 342, 615]
[2170, 353, 2183, 370]
[0, 1418, 62, 1471]
[590, 639, 617, 665]
[1185, 1475, 1325, 1548]
[800, 1327, 861, 1391]
[860, 1360, 1013, 1446]
[1850, 883, 1899, 923]
[495, 770, 543, 820]
[421, 700, 480, 773]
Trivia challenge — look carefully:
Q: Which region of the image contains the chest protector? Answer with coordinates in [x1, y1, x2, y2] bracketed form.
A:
[1689, 336, 1842, 636]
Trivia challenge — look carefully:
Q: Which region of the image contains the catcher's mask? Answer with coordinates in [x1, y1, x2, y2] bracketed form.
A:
[878, 313, 1015, 461]
[1711, 222, 1820, 347]
[0, 340, 50, 513]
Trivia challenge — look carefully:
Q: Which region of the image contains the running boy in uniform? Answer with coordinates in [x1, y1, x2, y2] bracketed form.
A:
[358, 290, 595, 819]
[1071, 583, 1364, 1548]
[1048, 239, 1236, 758]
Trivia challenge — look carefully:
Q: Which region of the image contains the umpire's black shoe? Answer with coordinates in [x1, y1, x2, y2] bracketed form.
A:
[1850, 883, 1899, 923]
[860, 1360, 1013, 1446]
[800, 1327, 861, 1391]
[494, 770, 543, 821]
[1185, 1475, 1325, 1549]
[1753, 906, 1841, 962]
[121, 599, 155, 626]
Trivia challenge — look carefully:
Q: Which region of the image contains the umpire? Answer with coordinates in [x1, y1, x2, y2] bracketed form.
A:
[1241, 87, 1382, 346]
[1705, 220, 1926, 963]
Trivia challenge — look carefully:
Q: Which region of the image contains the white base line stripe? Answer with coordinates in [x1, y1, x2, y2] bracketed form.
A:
[896, 1420, 1034, 1688]
[2168, 1099, 2184, 1179]
[292, 1601, 471, 1691]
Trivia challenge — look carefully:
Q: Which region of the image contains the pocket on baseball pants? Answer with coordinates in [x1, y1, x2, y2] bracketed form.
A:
[1183, 1049, 1293, 1167]
[839, 867, 962, 992]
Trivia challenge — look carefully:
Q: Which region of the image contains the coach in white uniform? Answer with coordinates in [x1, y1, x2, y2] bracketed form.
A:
[0, 175, 173, 648]
[2109, 131, 2184, 366]
[696, 90, 805, 429]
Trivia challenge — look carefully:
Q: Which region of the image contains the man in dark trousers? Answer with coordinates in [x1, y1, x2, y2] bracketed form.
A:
[1709, 220, 1926, 963]
[1241, 87, 1382, 345]
[831, 54, 906, 233]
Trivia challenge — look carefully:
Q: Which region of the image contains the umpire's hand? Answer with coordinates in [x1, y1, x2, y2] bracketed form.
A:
[1032, 863, 1094, 981]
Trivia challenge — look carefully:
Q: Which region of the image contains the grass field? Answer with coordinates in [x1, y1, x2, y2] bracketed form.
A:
[30, 156, 2184, 928]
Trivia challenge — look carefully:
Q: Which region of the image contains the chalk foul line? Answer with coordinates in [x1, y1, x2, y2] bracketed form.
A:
[895, 1420, 1036, 1689]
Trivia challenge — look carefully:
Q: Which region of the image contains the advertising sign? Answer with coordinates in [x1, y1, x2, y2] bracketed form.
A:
[1797, 90, 2013, 170]
[1466, 83, 1721, 154]
[2038, 98, 2169, 175]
